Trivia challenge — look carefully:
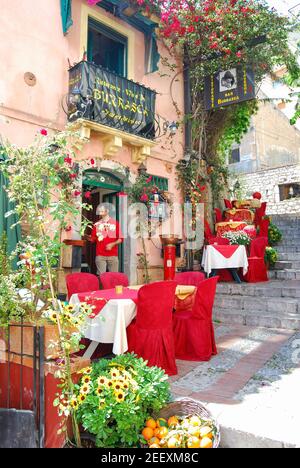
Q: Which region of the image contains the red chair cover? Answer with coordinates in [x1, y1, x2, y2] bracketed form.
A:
[100, 272, 129, 289]
[254, 202, 267, 227]
[224, 199, 233, 209]
[173, 277, 219, 361]
[243, 237, 269, 283]
[127, 281, 177, 376]
[214, 208, 223, 223]
[258, 218, 270, 238]
[208, 237, 230, 245]
[204, 220, 214, 240]
[66, 273, 99, 300]
[174, 272, 205, 286]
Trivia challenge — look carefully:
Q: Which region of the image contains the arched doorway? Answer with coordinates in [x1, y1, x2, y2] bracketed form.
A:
[82, 170, 124, 275]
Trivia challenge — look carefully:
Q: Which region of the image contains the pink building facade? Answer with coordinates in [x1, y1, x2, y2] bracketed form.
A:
[0, 0, 186, 287]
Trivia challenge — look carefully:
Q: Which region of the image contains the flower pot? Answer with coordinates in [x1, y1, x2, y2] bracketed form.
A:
[8, 322, 79, 360]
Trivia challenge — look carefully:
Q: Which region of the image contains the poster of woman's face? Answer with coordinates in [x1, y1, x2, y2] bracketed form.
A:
[219, 68, 237, 92]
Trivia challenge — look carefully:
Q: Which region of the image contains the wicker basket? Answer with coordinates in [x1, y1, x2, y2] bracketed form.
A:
[152, 398, 221, 449]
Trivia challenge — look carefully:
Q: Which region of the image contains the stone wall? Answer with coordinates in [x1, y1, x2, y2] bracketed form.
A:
[231, 164, 300, 215]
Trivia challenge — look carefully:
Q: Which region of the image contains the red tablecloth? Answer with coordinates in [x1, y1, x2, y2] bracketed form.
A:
[212, 245, 239, 258]
[224, 209, 254, 223]
[77, 288, 139, 317]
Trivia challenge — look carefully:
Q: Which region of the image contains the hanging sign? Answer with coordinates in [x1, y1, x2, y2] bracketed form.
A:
[68, 61, 156, 139]
[204, 66, 255, 110]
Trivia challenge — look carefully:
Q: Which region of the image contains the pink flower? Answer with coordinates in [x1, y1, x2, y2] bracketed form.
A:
[140, 193, 149, 203]
[236, 51, 242, 58]
[40, 128, 48, 136]
[90, 158, 95, 166]
[73, 190, 81, 197]
[84, 191, 92, 199]
[70, 173, 77, 179]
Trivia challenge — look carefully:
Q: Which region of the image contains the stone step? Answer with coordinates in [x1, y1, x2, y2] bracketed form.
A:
[273, 261, 300, 270]
[279, 252, 300, 261]
[213, 308, 300, 330]
[276, 246, 300, 253]
[216, 282, 300, 299]
[214, 295, 299, 314]
[268, 269, 300, 280]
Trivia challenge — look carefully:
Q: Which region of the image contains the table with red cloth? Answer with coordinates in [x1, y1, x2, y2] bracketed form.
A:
[202, 245, 249, 282]
[224, 208, 254, 223]
[215, 221, 247, 236]
[69, 288, 138, 357]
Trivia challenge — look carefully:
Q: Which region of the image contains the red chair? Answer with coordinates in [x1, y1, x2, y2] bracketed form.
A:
[258, 218, 270, 238]
[243, 237, 269, 283]
[208, 237, 230, 245]
[204, 220, 214, 241]
[66, 273, 99, 300]
[100, 272, 129, 289]
[173, 277, 219, 361]
[214, 208, 223, 223]
[254, 202, 267, 227]
[174, 272, 205, 286]
[224, 199, 233, 209]
[127, 281, 177, 376]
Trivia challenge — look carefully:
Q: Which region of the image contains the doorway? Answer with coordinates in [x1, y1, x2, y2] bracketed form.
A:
[82, 170, 124, 275]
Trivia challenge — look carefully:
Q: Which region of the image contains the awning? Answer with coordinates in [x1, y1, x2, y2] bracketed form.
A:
[0, 151, 22, 270]
[60, 0, 160, 73]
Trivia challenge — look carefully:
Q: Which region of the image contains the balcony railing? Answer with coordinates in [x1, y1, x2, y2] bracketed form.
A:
[65, 61, 158, 141]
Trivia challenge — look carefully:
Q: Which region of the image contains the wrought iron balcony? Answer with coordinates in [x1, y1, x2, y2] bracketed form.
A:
[64, 61, 159, 142]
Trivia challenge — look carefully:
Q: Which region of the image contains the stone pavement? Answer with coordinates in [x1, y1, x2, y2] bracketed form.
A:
[169, 324, 300, 448]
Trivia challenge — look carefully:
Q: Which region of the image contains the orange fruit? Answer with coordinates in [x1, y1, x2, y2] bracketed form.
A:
[149, 444, 160, 449]
[156, 418, 168, 427]
[149, 437, 160, 446]
[200, 437, 213, 449]
[167, 437, 180, 448]
[142, 427, 154, 441]
[146, 418, 157, 429]
[168, 416, 179, 427]
[153, 428, 161, 438]
[157, 427, 168, 439]
[187, 436, 201, 448]
[199, 426, 213, 439]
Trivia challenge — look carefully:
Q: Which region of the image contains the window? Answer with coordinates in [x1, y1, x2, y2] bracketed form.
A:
[87, 18, 128, 77]
[230, 148, 241, 164]
[148, 175, 169, 192]
[279, 183, 300, 201]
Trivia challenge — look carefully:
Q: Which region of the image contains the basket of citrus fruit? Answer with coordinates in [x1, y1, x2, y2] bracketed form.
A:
[140, 398, 220, 449]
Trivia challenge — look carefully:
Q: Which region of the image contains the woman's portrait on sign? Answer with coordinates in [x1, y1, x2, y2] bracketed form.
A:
[219, 69, 237, 92]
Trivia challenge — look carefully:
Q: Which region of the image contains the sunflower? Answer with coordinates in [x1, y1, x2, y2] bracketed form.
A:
[114, 390, 125, 403]
[80, 384, 91, 395]
[64, 304, 75, 312]
[106, 380, 114, 389]
[98, 399, 105, 410]
[110, 368, 120, 379]
[97, 376, 108, 386]
[48, 311, 58, 324]
[122, 382, 129, 390]
[95, 387, 104, 396]
[112, 382, 123, 391]
[70, 397, 79, 409]
[77, 394, 86, 404]
[82, 375, 91, 385]
[77, 366, 92, 375]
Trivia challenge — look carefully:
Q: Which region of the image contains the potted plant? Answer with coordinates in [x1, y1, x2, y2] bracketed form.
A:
[265, 246, 279, 270]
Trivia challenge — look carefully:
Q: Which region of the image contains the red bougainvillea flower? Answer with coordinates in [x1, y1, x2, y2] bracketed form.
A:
[200, 185, 206, 192]
[73, 190, 81, 197]
[64, 155, 73, 165]
[70, 173, 77, 179]
[90, 158, 95, 166]
[140, 193, 149, 202]
[146, 176, 153, 183]
[40, 128, 48, 136]
[84, 191, 92, 199]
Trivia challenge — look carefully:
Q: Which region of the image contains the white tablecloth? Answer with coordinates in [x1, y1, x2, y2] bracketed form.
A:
[69, 294, 137, 356]
[202, 245, 249, 276]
